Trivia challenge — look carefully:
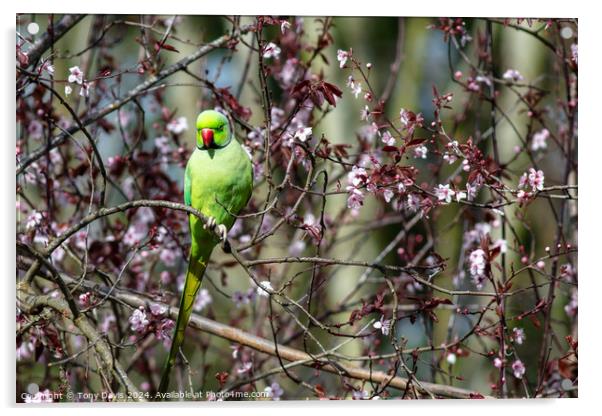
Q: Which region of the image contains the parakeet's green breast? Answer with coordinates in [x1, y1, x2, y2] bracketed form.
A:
[184, 135, 253, 253]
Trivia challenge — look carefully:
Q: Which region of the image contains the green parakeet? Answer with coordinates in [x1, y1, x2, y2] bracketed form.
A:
[158, 110, 253, 394]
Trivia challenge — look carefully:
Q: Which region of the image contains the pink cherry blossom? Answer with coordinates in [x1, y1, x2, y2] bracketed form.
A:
[347, 165, 368, 188]
[531, 129, 549, 151]
[79, 292, 92, 307]
[383, 188, 394, 203]
[68, 66, 84, 84]
[571, 43, 577, 64]
[294, 127, 312, 142]
[528, 168, 545, 191]
[373, 315, 391, 335]
[560, 263, 575, 282]
[406, 193, 420, 213]
[469, 248, 487, 288]
[517, 189, 530, 204]
[25, 211, 43, 230]
[166, 116, 188, 134]
[236, 361, 253, 374]
[352, 390, 368, 400]
[414, 145, 428, 159]
[512, 359, 526, 379]
[399, 108, 409, 126]
[280, 21, 291, 34]
[565, 290, 578, 317]
[155, 319, 175, 346]
[519, 168, 545, 192]
[193, 288, 212, 312]
[434, 184, 455, 204]
[336, 49, 349, 68]
[129, 307, 150, 333]
[159, 248, 177, 266]
[502, 69, 524, 82]
[150, 303, 167, 317]
[495, 239, 508, 253]
[443, 153, 457, 164]
[467, 78, 480, 92]
[155, 136, 171, 154]
[513, 327, 526, 345]
[278, 58, 299, 87]
[346, 76, 362, 98]
[264, 382, 284, 400]
[27, 120, 43, 140]
[381, 131, 395, 146]
[466, 182, 478, 200]
[347, 188, 364, 211]
[262, 42, 281, 59]
[351, 81, 362, 98]
[79, 82, 90, 97]
[360, 105, 370, 121]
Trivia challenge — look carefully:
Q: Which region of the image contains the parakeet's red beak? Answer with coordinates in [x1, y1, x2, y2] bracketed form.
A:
[201, 128, 214, 148]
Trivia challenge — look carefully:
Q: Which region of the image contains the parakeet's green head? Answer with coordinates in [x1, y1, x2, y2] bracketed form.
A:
[195, 110, 232, 150]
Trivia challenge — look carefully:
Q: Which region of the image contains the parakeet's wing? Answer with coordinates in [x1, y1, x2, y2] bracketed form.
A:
[184, 162, 191, 207]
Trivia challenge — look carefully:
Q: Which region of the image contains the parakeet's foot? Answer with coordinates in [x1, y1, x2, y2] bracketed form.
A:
[203, 217, 229, 247]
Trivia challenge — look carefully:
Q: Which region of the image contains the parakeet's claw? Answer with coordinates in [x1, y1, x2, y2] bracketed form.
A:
[215, 224, 231, 252]
[216, 224, 228, 242]
[204, 216, 216, 231]
[216, 224, 231, 251]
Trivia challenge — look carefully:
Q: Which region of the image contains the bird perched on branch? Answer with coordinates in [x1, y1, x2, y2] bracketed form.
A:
[158, 109, 253, 394]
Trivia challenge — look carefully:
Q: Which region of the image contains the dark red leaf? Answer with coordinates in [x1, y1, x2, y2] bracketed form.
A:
[291, 79, 310, 96]
[405, 138, 427, 147]
[323, 82, 343, 98]
[382, 146, 400, 152]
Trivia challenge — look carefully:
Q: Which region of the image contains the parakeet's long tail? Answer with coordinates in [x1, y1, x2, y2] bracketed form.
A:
[157, 252, 210, 395]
